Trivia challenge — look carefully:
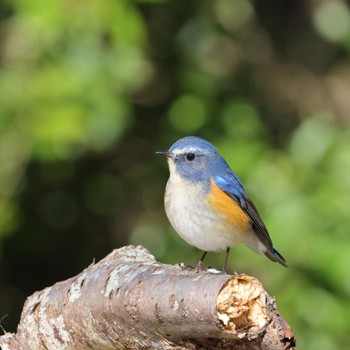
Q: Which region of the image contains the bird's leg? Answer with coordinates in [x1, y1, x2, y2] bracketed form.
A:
[223, 247, 230, 273]
[195, 251, 207, 271]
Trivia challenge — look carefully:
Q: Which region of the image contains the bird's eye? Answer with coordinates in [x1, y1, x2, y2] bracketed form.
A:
[186, 153, 195, 161]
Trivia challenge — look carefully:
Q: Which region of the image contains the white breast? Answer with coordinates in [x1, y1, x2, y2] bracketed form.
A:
[164, 170, 247, 252]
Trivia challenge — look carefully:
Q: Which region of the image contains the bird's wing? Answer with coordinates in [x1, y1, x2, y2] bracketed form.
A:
[213, 175, 274, 250]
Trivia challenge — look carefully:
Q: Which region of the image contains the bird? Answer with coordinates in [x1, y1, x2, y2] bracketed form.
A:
[156, 136, 287, 271]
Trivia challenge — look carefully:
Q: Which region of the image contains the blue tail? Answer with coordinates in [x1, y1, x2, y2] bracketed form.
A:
[265, 248, 288, 267]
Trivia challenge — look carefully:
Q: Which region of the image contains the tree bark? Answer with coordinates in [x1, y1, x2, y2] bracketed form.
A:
[0, 245, 296, 350]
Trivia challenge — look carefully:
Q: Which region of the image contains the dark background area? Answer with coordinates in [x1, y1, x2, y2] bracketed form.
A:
[1, 1, 350, 348]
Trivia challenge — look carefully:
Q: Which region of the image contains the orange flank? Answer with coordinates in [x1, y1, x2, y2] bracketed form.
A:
[207, 179, 251, 230]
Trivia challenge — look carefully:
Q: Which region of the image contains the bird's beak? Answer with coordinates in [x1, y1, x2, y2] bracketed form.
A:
[155, 150, 172, 158]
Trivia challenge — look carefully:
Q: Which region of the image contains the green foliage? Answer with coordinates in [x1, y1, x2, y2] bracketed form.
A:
[0, 1, 350, 349]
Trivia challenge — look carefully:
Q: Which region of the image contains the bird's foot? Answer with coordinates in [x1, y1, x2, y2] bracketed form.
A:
[194, 260, 204, 272]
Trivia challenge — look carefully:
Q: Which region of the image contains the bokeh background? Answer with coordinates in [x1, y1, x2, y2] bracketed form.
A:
[0, 0, 350, 348]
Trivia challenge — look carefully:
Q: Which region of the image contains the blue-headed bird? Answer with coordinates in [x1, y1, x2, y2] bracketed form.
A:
[156, 136, 287, 271]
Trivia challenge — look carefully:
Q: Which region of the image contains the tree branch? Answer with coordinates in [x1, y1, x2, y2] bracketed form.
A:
[0, 245, 296, 350]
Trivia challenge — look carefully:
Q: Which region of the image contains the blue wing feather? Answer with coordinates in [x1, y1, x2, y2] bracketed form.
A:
[213, 174, 247, 209]
[213, 174, 272, 246]
[213, 174, 287, 267]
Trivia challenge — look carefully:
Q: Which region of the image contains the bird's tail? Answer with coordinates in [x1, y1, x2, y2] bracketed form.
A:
[265, 248, 288, 267]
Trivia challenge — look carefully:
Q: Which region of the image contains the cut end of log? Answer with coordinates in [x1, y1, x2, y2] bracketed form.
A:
[216, 274, 269, 336]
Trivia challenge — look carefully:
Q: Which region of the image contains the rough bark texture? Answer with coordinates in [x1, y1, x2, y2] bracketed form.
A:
[0, 245, 296, 350]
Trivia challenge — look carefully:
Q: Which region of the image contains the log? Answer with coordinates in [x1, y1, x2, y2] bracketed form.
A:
[0, 245, 296, 350]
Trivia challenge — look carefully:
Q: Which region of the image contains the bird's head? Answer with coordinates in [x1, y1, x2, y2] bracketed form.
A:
[156, 136, 224, 182]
